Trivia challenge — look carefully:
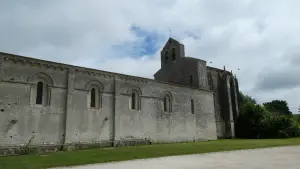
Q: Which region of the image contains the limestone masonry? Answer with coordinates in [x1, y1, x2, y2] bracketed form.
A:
[0, 38, 239, 154]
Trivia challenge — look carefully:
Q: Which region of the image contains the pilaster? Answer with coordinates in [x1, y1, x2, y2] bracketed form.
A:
[231, 76, 239, 119]
[64, 68, 76, 143]
[225, 75, 235, 138]
[112, 75, 116, 146]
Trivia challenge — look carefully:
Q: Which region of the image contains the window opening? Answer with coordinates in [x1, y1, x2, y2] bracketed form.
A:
[131, 92, 136, 110]
[90, 88, 96, 108]
[172, 48, 176, 60]
[36, 81, 43, 104]
[191, 99, 195, 114]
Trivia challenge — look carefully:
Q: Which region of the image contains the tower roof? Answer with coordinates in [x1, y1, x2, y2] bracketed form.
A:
[168, 37, 181, 44]
[161, 37, 182, 51]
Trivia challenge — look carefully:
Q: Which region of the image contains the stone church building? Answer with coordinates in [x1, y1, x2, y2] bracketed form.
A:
[0, 38, 239, 151]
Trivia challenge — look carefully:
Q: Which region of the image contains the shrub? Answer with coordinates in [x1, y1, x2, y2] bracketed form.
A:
[235, 102, 267, 138]
[235, 102, 300, 139]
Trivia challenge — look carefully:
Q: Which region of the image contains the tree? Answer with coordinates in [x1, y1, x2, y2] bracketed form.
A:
[235, 102, 267, 138]
[238, 91, 257, 111]
[235, 93, 300, 139]
[263, 100, 292, 115]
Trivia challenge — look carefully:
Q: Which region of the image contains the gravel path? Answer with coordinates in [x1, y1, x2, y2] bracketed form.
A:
[54, 146, 300, 169]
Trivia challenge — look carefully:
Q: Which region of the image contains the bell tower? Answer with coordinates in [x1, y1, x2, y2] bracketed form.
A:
[160, 38, 185, 69]
[154, 37, 209, 89]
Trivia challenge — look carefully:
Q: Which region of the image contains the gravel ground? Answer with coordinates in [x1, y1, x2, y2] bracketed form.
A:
[54, 146, 300, 169]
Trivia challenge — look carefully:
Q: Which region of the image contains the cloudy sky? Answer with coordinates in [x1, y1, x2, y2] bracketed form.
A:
[1, 0, 300, 113]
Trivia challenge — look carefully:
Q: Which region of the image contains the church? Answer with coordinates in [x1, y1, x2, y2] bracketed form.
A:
[0, 38, 239, 154]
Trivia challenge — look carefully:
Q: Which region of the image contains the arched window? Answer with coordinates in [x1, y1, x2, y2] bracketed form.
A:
[85, 80, 104, 109]
[28, 72, 53, 107]
[131, 92, 136, 110]
[88, 87, 101, 109]
[191, 99, 195, 114]
[128, 87, 141, 111]
[163, 93, 172, 113]
[90, 88, 96, 108]
[172, 48, 176, 60]
[163, 97, 167, 112]
[36, 81, 43, 105]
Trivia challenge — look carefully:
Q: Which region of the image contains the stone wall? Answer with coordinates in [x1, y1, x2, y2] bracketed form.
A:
[207, 67, 224, 138]
[64, 69, 114, 144]
[0, 54, 67, 146]
[0, 52, 217, 152]
[154, 58, 209, 89]
[114, 78, 217, 142]
[207, 67, 239, 139]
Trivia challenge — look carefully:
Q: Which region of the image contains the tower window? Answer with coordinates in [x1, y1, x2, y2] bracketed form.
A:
[36, 81, 43, 105]
[189, 75, 193, 85]
[90, 88, 96, 108]
[172, 48, 176, 60]
[165, 51, 169, 63]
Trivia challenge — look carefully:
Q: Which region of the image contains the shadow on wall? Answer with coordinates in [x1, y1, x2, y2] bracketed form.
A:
[4, 119, 17, 133]
[99, 117, 108, 136]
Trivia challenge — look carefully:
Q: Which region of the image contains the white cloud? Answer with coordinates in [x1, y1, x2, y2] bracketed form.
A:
[1, 0, 300, 113]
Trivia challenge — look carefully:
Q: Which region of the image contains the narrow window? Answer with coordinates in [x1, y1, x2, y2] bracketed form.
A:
[189, 75, 193, 85]
[131, 92, 136, 110]
[165, 51, 169, 64]
[90, 88, 96, 108]
[172, 48, 176, 60]
[163, 97, 167, 112]
[163, 95, 172, 113]
[36, 81, 43, 104]
[191, 99, 195, 114]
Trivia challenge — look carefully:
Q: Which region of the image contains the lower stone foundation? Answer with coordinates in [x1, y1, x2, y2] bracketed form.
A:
[0, 139, 153, 156]
[0, 138, 215, 156]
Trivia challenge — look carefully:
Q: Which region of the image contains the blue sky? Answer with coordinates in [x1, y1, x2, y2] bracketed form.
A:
[112, 25, 164, 58]
[129, 25, 162, 56]
[112, 25, 202, 58]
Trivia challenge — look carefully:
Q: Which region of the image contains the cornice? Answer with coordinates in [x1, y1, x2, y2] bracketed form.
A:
[0, 52, 149, 84]
[3, 54, 67, 71]
[0, 52, 214, 90]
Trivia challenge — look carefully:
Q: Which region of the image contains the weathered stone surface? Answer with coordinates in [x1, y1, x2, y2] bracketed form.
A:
[0, 38, 239, 155]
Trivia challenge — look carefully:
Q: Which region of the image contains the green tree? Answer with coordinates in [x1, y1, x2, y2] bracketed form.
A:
[263, 100, 292, 115]
[235, 92, 300, 139]
[235, 102, 267, 138]
[238, 91, 257, 112]
[238, 91, 256, 104]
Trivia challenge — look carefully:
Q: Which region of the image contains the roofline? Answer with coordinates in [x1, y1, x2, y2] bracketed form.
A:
[207, 66, 232, 74]
[0, 51, 212, 92]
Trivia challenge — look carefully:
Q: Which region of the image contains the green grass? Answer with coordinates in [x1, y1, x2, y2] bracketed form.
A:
[1, 138, 300, 169]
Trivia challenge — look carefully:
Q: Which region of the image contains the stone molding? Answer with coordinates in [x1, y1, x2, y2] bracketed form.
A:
[0, 52, 214, 91]
[1, 53, 150, 84]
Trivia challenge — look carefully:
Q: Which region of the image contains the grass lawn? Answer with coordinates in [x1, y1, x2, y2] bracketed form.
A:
[1, 138, 300, 169]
